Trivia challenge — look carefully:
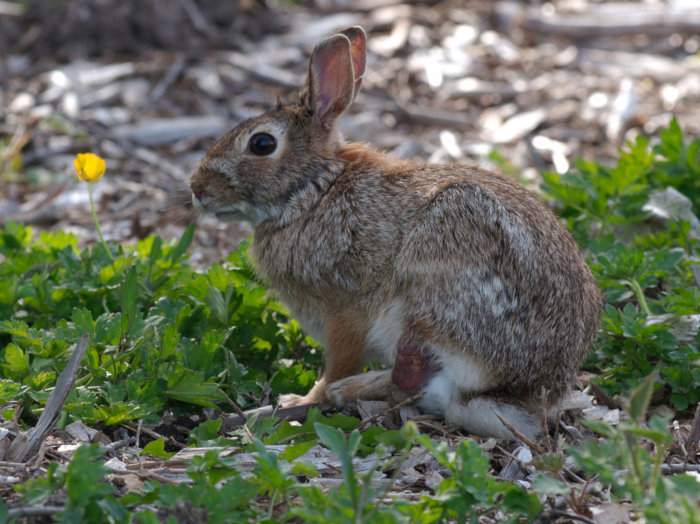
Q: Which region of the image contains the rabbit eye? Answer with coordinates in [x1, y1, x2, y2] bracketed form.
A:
[248, 133, 277, 156]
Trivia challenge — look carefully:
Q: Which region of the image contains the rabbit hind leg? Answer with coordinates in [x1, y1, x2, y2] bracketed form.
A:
[442, 394, 542, 440]
[416, 348, 542, 440]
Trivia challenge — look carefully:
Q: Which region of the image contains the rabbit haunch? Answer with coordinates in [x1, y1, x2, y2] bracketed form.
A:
[250, 153, 601, 439]
[190, 26, 602, 439]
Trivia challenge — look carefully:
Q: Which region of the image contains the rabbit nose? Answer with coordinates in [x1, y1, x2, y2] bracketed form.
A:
[190, 180, 207, 201]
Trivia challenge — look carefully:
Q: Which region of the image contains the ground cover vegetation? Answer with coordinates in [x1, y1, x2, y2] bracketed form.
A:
[0, 120, 699, 523]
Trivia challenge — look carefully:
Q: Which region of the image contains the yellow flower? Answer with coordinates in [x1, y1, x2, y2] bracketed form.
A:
[74, 153, 106, 183]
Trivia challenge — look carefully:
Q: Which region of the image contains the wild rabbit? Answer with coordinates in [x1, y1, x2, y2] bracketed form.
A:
[190, 27, 602, 439]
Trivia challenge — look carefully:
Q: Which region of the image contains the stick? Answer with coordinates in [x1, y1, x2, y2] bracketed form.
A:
[498, 3, 700, 39]
[122, 424, 185, 450]
[541, 510, 595, 524]
[661, 463, 700, 475]
[178, 0, 211, 34]
[686, 403, 700, 450]
[358, 392, 424, 431]
[150, 55, 186, 102]
[0, 1, 23, 15]
[362, 93, 474, 130]
[8, 506, 64, 518]
[494, 412, 545, 453]
[101, 437, 136, 454]
[7, 335, 89, 462]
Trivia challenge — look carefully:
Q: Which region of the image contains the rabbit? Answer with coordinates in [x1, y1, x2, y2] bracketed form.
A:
[190, 26, 602, 440]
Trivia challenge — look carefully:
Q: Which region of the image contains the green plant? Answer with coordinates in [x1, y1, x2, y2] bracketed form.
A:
[2, 119, 700, 523]
[542, 119, 700, 408]
[568, 375, 700, 524]
[0, 224, 319, 428]
[410, 436, 541, 523]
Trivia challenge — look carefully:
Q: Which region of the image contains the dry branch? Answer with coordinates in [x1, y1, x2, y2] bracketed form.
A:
[8, 506, 64, 519]
[498, 2, 700, 39]
[7, 335, 89, 463]
[661, 463, 700, 475]
[687, 403, 700, 451]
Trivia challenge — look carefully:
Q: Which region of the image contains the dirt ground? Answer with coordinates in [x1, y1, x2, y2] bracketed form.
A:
[2, 0, 700, 265]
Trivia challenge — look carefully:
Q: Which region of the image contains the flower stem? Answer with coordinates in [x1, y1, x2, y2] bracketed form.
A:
[623, 279, 651, 316]
[88, 184, 113, 261]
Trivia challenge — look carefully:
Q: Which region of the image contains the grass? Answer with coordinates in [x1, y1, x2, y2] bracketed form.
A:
[0, 118, 699, 523]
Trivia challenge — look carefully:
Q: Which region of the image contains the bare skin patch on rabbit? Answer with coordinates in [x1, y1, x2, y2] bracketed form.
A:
[391, 343, 439, 392]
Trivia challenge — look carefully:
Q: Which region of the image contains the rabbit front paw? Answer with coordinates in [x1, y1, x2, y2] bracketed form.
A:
[278, 393, 315, 408]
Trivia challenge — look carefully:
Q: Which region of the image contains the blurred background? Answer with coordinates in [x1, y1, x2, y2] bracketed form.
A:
[1, 0, 699, 265]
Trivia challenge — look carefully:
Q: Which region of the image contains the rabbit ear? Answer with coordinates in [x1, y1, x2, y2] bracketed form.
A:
[339, 26, 367, 98]
[306, 34, 355, 131]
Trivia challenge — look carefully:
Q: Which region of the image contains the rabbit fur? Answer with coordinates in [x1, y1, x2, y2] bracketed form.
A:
[190, 27, 602, 440]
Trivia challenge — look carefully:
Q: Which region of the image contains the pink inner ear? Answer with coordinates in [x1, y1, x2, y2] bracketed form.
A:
[311, 36, 354, 126]
[341, 27, 367, 81]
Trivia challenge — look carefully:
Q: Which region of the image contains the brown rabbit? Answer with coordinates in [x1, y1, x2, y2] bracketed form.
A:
[190, 27, 602, 439]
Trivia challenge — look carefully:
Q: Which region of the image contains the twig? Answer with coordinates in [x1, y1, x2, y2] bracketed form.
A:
[499, 3, 700, 39]
[0, 461, 27, 468]
[686, 403, 700, 451]
[133, 469, 184, 485]
[587, 383, 623, 410]
[494, 412, 545, 453]
[221, 392, 248, 422]
[102, 437, 136, 454]
[562, 467, 589, 485]
[150, 55, 186, 102]
[136, 420, 143, 449]
[363, 93, 474, 130]
[661, 463, 700, 475]
[0, 474, 21, 484]
[358, 392, 424, 431]
[0, 1, 24, 16]
[8, 506, 64, 518]
[7, 335, 89, 462]
[178, 0, 211, 34]
[540, 509, 595, 524]
[122, 424, 185, 450]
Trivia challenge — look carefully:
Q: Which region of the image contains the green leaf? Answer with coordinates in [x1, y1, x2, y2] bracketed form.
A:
[62, 444, 112, 513]
[72, 308, 95, 338]
[166, 371, 225, 408]
[279, 440, 317, 462]
[189, 419, 223, 445]
[502, 488, 542, 517]
[169, 224, 194, 263]
[121, 266, 138, 335]
[628, 373, 656, 424]
[2, 343, 29, 379]
[141, 438, 174, 459]
[580, 419, 615, 437]
[625, 425, 673, 445]
[532, 474, 571, 495]
[289, 461, 318, 478]
[0, 380, 23, 403]
[313, 423, 347, 459]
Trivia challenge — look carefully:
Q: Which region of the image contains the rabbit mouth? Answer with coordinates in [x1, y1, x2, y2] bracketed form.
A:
[214, 209, 247, 221]
[213, 202, 271, 225]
